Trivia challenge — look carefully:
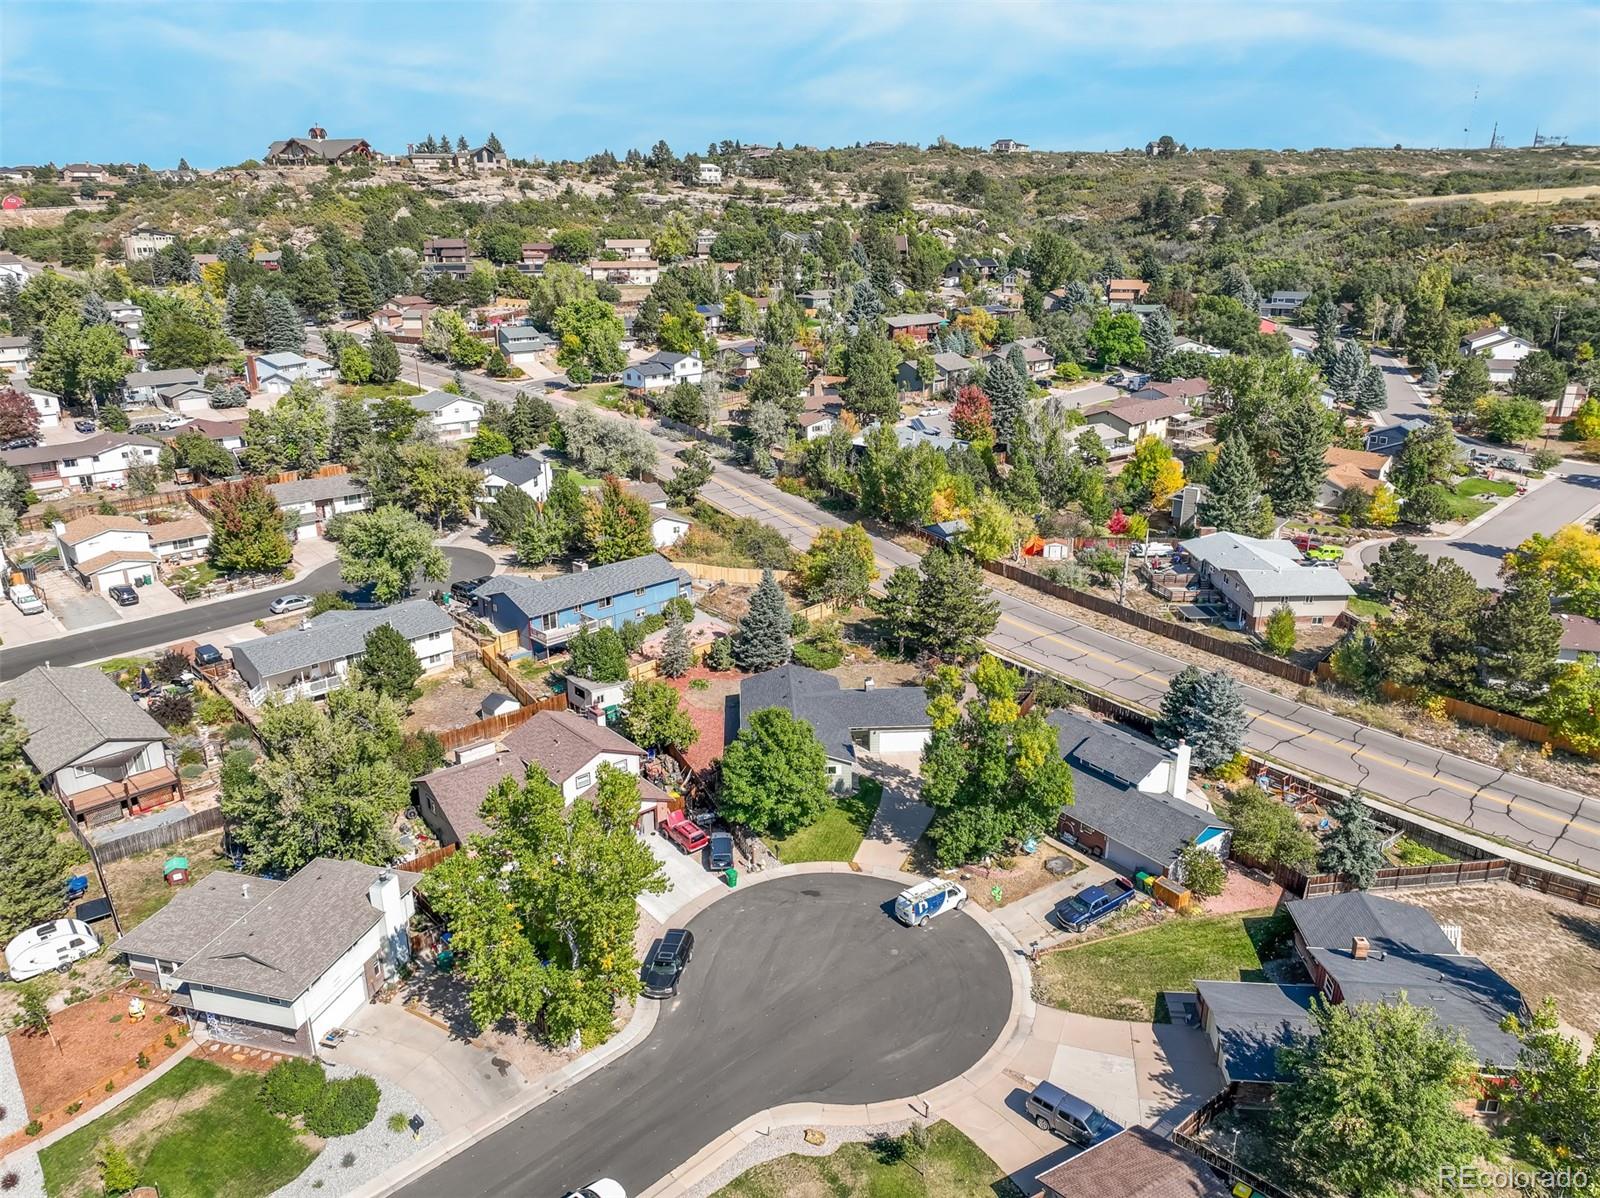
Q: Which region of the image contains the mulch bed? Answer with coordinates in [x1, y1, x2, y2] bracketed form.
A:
[661, 667, 746, 773]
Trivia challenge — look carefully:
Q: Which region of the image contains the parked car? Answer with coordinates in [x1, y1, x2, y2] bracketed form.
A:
[131, 421, 161, 434]
[108, 584, 139, 606]
[1, 437, 38, 450]
[159, 415, 185, 431]
[193, 643, 223, 667]
[2, 919, 101, 982]
[1053, 877, 1137, 931]
[662, 809, 709, 855]
[9, 585, 44, 615]
[706, 831, 735, 872]
[640, 929, 694, 999]
[269, 593, 312, 615]
[74, 418, 97, 434]
[561, 1181, 625, 1198]
[450, 576, 488, 603]
[894, 878, 968, 927]
[1024, 1081, 1120, 1146]
[1497, 456, 1520, 470]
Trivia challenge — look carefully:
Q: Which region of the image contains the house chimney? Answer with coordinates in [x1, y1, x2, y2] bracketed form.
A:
[1351, 936, 1370, 960]
[862, 677, 875, 691]
[1170, 738, 1191, 800]
[244, 353, 258, 391]
[367, 869, 410, 972]
[572, 559, 589, 572]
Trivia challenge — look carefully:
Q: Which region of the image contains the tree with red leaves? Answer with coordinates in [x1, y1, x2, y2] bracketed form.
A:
[950, 385, 992, 443]
[0, 388, 41, 443]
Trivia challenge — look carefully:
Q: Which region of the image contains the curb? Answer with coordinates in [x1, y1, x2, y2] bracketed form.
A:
[356, 862, 1030, 1198]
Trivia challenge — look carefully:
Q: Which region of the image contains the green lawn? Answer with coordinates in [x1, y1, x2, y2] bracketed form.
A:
[1455, 477, 1518, 499]
[1389, 836, 1455, 866]
[713, 1120, 1023, 1198]
[1435, 476, 1518, 522]
[335, 381, 425, 400]
[770, 780, 881, 864]
[1346, 596, 1391, 619]
[1034, 908, 1294, 1022]
[39, 1058, 317, 1198]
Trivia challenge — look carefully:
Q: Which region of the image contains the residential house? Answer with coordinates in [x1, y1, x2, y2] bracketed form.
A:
[252, 250, 281, 271]
[415, 710, 663, 845]
[470, 553, 690, 656]
[0, 335, 30, 371]
[497, 324, 555, 368]
[1035, 1127, 1232, 1198]
[478, 451, 553, 511]
[896, 350, 973, 395]
[649, 508, 692, 549]
[697, 162, 722, 185]
[796, 397, 841, 442]
[1194, 893, 1524, 1099]
[23, 384, 60, 429]
[250, 352, 335, 396]
[1557, 613, 1600, 664]
[106, 300, 147, 355]
[172, 417, 246, 453]
[990, 138, 1030, 153]
[604, 238, 653, 261]
[1082, 394, 1192, 448]
[882, 312, 945, 342]
[469, 144, 508, 169]
[1170, 483, 1208, 532]
[1257, 290, 1311, 320]
[407, 151, 460, 171]
[588, 259, 660, 286]
[1142, 377, 1209, 406]
[54, 513, 208, 593]
[0, 252, 31, 286]
[737, 665, 933, 792]
[1048, 711, 1228, 881]
[123, 367, 204, 408]
[161, 384, 216, 416]
[122, 227, 176, 261]
[1179, 531, 1353, 629]
[518, 242, 554, 274]
[623, 351, 703, 392]
[59, 163, 108, 183]
[0, 433, 162, 494]
[146, 516, 212, 561]
[693, 229, 718, 258]
[1172, 334, 1229, 358]
[230, 600, 455, 705]
[1364, 415, 1432, 454]
[0, 665, 177, 824]
[923, 518, 969, 544]
[1105, 279, 1150, 307]
[410, 389, 483, 441]
[265, 131, 377, 165]
[1319, 446, 1391, 510]
[1460, 323, 1534, 359]
[267, 473, 370, 541]
[422, 238, 471, 274]
[370, 295, 437, 341]
[112, 859, 416, 1057]
[796, 288, 833, 314]
[984, 340, 1054, 383]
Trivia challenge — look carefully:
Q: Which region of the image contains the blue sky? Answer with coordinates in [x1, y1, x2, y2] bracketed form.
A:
[3, 1, 1597, 167]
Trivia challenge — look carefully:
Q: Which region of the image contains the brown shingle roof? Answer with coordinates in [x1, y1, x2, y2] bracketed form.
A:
[501, 709, 645, 785]
[148, 516, 211, 544]
[1083, 396, 1191, 426]
[73, 548, 158, 575]
[1323, 446, 1389, 494]
[58, 514, 148, 545]
[1558, 613, 1600, 654]
[1036, 1128, 1231, 1198]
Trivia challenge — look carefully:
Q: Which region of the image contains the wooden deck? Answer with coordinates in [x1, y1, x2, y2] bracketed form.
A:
[66, 764, 181, 817]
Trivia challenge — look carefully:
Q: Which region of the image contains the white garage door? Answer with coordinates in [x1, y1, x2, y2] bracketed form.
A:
[869, 728, 930, 754]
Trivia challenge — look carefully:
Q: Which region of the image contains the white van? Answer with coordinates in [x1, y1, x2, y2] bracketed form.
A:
[10, 585, 44, 615]
[893, 879, 968, 927]
[3, 919, 101, 982]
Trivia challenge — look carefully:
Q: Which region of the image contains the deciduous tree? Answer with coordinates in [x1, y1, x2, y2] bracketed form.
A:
[1504, 524, 1600, 617]
[1542, 654, 1600, 755]
[719, 708, 830, 836]
[579, 476, 655, 564]
[1499, 998, 1600, 1189]
[335, 505, 447, 603]
[207, 477, 292, 573]
[794, 525, 877, 606]
[621, 678, 697, 749]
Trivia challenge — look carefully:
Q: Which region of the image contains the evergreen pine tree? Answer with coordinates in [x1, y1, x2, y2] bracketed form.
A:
[706, 636, 734, 671]
[1268, 399, 1333, 516]
[485, 132, 505, 155]
[1353, 365, 1388, 415]
[1330, 339, 1367, 405]
[1154, 666, 1246, 772]
[983, 358, 1029, 443]
[660, 607, 691, 678]
[915, 547, 999, 661]
[1476, 577, 1562, 702]
[1144, 307, 1175, 373]
[263, 291, 305, 353]
[1311, 298, 1340, 372]
[367, 331, 402, 383]
[732, 569, 792, 672]
[80, 291, 112, 328]
[1317, 791, 1386, 887]
[0, 702, 81, 939]
[340, 259, 376, 318]
[1197, 435, 1268, 534]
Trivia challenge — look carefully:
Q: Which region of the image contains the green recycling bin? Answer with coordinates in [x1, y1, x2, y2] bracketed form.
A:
[724, 867, 738, 888]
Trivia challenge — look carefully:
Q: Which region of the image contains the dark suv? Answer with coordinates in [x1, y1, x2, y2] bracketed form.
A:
[640, 929, 694, 998]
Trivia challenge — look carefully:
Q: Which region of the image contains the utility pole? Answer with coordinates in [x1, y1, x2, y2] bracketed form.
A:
[1552, 305, 1567, 350]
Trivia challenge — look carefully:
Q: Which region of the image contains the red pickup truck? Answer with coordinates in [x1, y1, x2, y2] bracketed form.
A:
[662, 809, 710, 855]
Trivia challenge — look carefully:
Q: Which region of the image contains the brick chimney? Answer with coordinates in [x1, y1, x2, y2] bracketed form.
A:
[1351, 936, 1370, 960]
[244, 353, 258, 391]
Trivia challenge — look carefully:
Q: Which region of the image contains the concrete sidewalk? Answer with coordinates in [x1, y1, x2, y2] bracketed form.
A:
[852, 752, 932, 873]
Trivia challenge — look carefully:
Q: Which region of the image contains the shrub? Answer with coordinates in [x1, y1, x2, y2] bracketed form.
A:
[163, 1033, 176, 1049]
[98, 1138, 139, 1193]
[304, 1074, 380, 1137]
[65, 1101, 81, 1115]
[104, 1081, 114, 1093]
[195, 690, 234, 726]
[1177, 846, 1227, 898]
[341, 1151, 356, 1168]
[24, 1120, 41, 1136]
[1, 1170, 18, 1190]
[387, 1111, 408, 1134]
[1212, 754, 1250, 783]
[136, 1051, 150, 1069]
[223, 722, 254, 744]
[261, 1057, 326, 1117]
[176, 745, 204, 766]
[791, 641, 844, 670]
[148, 692, 194, 728]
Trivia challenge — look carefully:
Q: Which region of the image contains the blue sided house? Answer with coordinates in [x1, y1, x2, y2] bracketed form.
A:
[471, 553, 691, 656]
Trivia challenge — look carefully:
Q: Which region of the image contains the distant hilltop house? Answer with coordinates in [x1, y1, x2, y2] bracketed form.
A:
[405, 143, 506, 171]
[122, 226, 176, 261]
[265, 127, 378, 166]
[990, 138, 1030, 154]
[697, 162, 722, 185]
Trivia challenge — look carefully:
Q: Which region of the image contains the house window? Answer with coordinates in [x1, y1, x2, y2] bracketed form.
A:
[574, 771, 592, 790]
[540, 613, 559, 631]
[1311, 616, 1324, 625]
[635, 587, 646, 598]
[1475, 1096, 1500, 1114]
[597, 596, 612, 610]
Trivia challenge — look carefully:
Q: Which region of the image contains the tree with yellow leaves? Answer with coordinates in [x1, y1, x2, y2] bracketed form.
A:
[1504, 524, 1600, 617]
[1367, 483, 1400, 528]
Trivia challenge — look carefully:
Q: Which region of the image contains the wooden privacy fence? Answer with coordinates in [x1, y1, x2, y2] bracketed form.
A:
[674, 560, 793, 586]
[435, 692, 568, 752]
[92, 804, 226, 864]
[18, 489, 187, 532]
[478, 644, 543, 707]
[394, 843, 457, 873]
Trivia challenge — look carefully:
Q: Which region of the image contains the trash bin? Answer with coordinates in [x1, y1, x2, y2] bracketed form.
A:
[724, 867, 738, 888]
[1135, 871, 1154, 894]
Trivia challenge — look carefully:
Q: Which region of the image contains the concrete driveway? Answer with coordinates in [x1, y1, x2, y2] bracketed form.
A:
[639, 828, 723, 923]
[990, 850, 1120, 949]
[333, 1001, 531, 1134]
[853, 751, 932, 873]
[46, 580, 119, 630]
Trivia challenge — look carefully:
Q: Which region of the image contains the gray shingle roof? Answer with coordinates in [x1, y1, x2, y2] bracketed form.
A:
[411, 390, 483, 414]
[111, 873, 286, 964]
[124, 368, 202, 390]
[0, 665, 168, 777]
[479, 453, 550, 487]
[1194, 980, 1319, 1082]
[473, 554, 686, 620]
[737, 665, 931, 763]
[883, 312, 943, 328]
[1181, 532, 1355, 601]
[230, 599, 454, 680]
[266, 474, 368, 506]
[0, 433, 161, 469]
[137, 858, 416, 1002]
[1047, 711, 1226, 867]
[1285, 892, 1458, 956]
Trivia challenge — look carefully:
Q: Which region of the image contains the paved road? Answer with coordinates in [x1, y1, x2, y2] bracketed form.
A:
[0, 546, 494, 676]
[397, 873, 1011, 1197]
[700, 460, 1600, 875]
